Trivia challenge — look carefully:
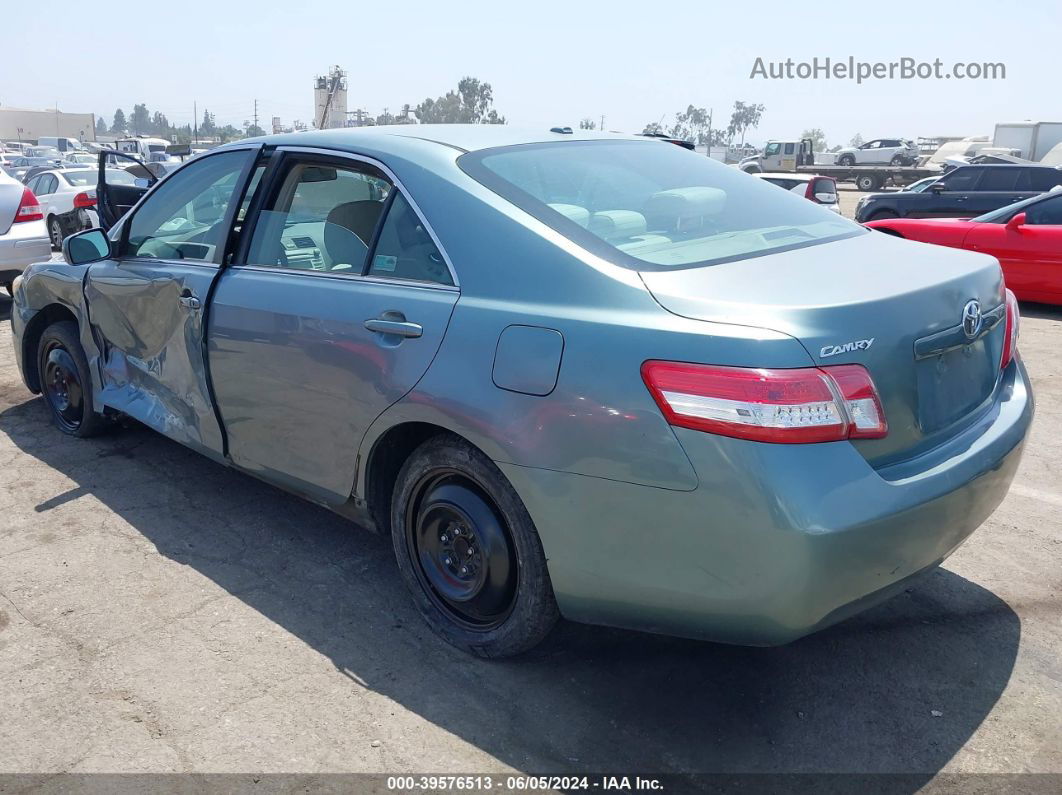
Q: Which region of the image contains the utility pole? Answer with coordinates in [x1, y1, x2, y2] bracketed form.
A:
[600, 114, 605, 132]
[706, 107, 713, 158]
[193, 101, 198, 144]
[253, 98, 259, 133]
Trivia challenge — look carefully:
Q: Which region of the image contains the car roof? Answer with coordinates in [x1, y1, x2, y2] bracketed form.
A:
[258, 124, 647, 154]
[756, 172, 814, 180]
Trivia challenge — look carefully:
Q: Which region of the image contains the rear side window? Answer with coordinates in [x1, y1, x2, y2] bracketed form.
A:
[978, 169, 1021, 191]
[811, 178, 836, 196]
[246, 160, 392, 272]
[460, 140, 859, 271]
[1024, 169, 1062, 192]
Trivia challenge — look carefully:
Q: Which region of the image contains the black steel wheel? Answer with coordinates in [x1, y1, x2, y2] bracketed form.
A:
[36, 321, 107, 438]
[407, 471, 517, 629]
[391, 434, 559, 657]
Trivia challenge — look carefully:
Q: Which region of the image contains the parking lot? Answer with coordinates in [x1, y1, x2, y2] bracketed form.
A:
[0, 264, 1060, 783]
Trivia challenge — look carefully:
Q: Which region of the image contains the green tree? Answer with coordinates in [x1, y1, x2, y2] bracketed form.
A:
[200, 109, 217, 137]
[641, 121, 664, 135]
[579, 118, 597, 130]
[726, 101, 765, 146]
[151, 111, 172, 138]
[130, 103, 151, 135]
[415, 77, 505, 124]
[216, 124, 241, 143]
[849, 133, 864, 147]
[242, 120, 266, 137]
[111, 108, 127, 134]
[669, 105, 722, 146]
[801, 127, 828, 153]
[94, 116, 108, 135]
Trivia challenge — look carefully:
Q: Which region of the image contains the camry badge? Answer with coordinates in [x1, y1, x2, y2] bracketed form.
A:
[962, 300, 982, 340]
[820, 338, 874, 358]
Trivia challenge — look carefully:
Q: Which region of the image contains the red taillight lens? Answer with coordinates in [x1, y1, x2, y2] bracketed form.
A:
[641, 361, 887, 444]
[13, 187, 43, 222]
[73, 190, 97, 208]
[1000, 288, 1020, 370]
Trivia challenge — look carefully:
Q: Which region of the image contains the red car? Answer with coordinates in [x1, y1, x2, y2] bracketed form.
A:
[865, 191, 1062, 305]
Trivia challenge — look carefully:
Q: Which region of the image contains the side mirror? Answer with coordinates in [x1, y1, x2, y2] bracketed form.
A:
[63, 228, 111, 265]
[930, 182, 946, 193]
[133, 177, 151, 189]
[1006, 212, 1027, 231]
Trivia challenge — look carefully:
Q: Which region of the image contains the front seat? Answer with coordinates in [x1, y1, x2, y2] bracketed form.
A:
[324, 200, 383, 270]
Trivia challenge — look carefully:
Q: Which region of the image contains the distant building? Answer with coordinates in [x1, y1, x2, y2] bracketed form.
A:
[314, 66, 348, 130]
[0, 106, 97, 143]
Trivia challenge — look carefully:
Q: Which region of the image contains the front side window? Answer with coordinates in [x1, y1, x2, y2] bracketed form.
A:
[764, 143, 781, 156]
[1025, 195, 1062, 225]
[1024, 169, 1062, 192]
[941, 167, 982, 191]
[124, 150, 254, 263]
[460, 140, 859, 271]
[246, 160, 392, 272]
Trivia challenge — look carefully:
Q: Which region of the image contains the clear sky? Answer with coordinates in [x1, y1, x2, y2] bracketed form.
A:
[2, 0, 1058, 148]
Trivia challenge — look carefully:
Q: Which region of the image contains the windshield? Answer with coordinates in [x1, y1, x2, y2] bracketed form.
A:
[64, 169, 136, 187]
[459, 140, 860, 270]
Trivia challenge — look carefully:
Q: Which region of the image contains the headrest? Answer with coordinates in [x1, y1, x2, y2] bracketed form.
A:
[589, 210, 647, 241]
[644, 187, 726, 232]
[548, 203, 591, 228]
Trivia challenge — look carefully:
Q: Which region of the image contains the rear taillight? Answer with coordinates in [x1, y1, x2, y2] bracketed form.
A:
[73, 190, 97, 208]
[1000, 289, 1020, 370]
[641, 361, 888, 444]
[13, 187, 43, 222]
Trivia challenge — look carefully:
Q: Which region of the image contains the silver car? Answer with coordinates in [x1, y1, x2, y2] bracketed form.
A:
[0, 169, 51, 293]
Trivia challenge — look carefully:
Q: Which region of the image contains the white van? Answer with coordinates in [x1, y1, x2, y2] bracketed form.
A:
[37, 136, 86, 153]
[115, 137, 171, 159]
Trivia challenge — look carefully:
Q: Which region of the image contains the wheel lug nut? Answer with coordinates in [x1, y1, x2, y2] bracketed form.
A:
[444, 556, 452, 566]
[467, 548, 474, 556]
[440, 534, 448, 543]
[460, 566, 467, 575]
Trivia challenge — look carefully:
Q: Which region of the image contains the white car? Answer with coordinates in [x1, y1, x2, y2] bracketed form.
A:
[834, 138, 919, 167]
[753, 172, 841, 213]
[0, 170, 51, 293]
[23, 168, 138, 249]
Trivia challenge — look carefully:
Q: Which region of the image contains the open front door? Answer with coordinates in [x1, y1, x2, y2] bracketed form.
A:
[84, 146, 264, 460]
[96, 150, 156, 231]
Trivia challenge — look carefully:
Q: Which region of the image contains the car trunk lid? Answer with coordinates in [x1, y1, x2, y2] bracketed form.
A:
[639, 232, 1007, 467]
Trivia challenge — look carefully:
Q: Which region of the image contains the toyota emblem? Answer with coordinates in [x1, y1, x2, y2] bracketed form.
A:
[962, 300, 982, 340]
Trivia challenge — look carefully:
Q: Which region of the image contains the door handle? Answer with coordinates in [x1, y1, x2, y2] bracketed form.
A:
[364, 318, 423, 338]
[178, 291, 201, 310]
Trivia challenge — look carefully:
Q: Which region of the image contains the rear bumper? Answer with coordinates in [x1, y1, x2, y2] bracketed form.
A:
[0, 220, 51, 282]
[501, 359, 1032, 645]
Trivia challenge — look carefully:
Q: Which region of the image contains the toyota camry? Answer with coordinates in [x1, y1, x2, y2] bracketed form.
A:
[9, 126, 1032, 657]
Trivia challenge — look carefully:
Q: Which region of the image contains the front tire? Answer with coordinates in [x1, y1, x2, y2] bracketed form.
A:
[37, 321, 108, 437]
[838, 154, 855, 166]
[391, 434, 559, 657]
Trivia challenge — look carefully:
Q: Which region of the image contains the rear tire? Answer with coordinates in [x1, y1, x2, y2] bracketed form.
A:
[37, 321, 108, 438]
[856, 174, 883, 192]
[47, 216, 63, 251]
[391, 434, 559, 658]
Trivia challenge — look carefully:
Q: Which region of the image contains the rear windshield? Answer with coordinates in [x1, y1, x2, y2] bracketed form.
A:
[64, 169, 136, 187]
[459, 140, 862, 270]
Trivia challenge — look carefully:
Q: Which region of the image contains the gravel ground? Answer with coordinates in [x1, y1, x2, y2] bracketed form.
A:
[0, 284, 1059, 786]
